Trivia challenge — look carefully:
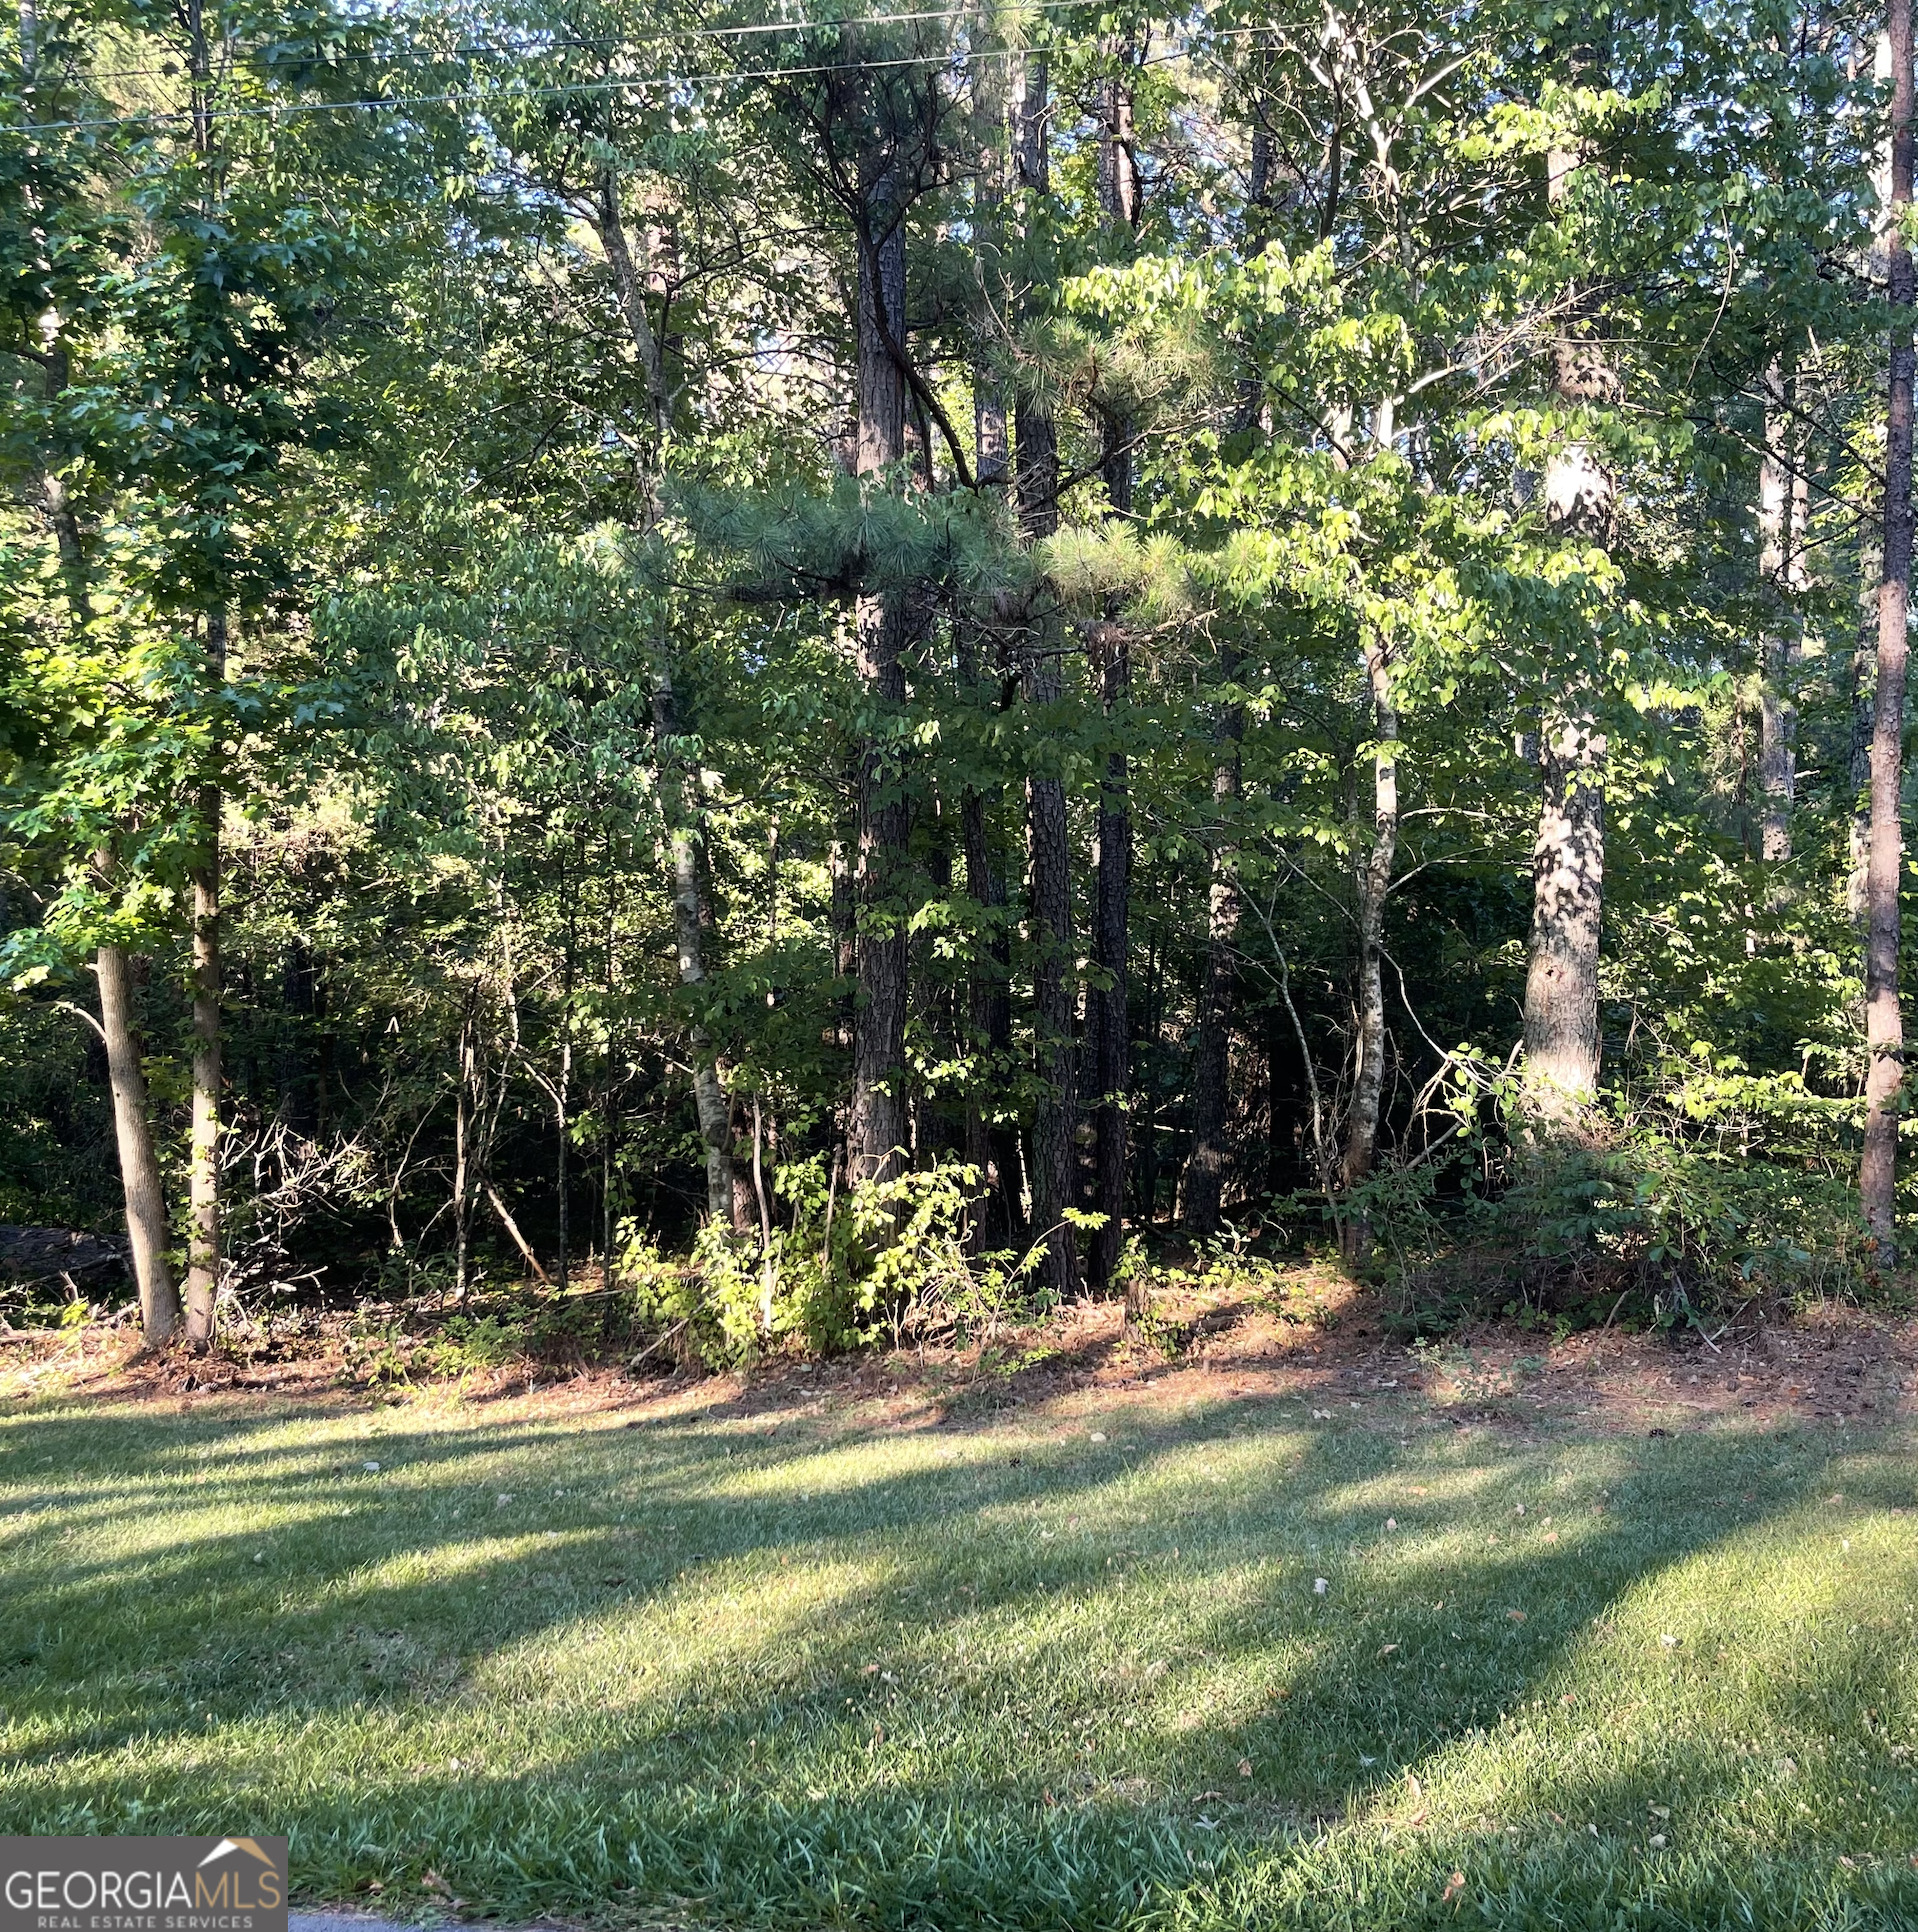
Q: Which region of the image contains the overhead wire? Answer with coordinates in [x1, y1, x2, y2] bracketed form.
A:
[18, 54, 1025, 136]
[31, 0, 1177, 89]
[10, 17, 1279, 137]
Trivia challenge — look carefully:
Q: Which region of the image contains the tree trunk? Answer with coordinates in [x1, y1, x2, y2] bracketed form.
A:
[1096, 73, 1140, 236]
[1023, 692, 1078, 1295]
[1863, 0, 1914, 1254]
[830, 830, 856, 1052]
[1757, 367, 1798, 866]
[97, 945, 180, 1345]
[914, 795, 964, 1163]
[183, 612, 225, 1349]
[1014, 56, 1060, 544]
[1180, 671, 1245, 1243]
[1521, 142, 1616, 1127]
[33, 336, 182, 1336]
[960, 783, 1027, 1251]
[453, 993, 474, 1298]
[1012, 51, 1078, 1294]
[42, 458, 89, 621]
[959, 55, 1025, 1254]
[973, 10, 1011, 491]
[1849, 529, 1884, 922]
[603, 159, 735, 1226]
[556, 858, 575, 1292]
[1339, 638, 1399, 1266]
[653, 666, 737, 1225]
[729, 1088, 759, 1230]
[1089, 619, 1132, 1298]
[594, 161, 671, 446]
[1088, 71, 1139, 1300]
[846, 138, 912, 1189]
[602, 846, 621, 1276]
[1522, 717, 1606, 1123]
[177, 0, 223, 1341]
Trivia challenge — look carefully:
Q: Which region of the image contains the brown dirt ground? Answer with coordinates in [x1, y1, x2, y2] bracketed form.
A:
[4, 1266, 1914, 1440]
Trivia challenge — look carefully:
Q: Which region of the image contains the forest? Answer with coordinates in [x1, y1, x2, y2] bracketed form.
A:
[1, 0, 1912, 1359]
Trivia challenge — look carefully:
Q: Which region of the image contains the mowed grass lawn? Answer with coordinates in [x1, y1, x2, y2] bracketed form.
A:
[3, 1383, 1918, 1930]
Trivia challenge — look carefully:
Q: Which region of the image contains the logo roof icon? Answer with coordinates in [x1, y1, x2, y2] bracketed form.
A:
[197, 1840, 277, 1869]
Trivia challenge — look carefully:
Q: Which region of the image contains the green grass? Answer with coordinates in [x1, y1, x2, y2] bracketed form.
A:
[3, 1384, 1917, 1930]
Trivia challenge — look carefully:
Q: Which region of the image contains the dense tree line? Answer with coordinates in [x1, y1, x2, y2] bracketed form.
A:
[1, 0, 1912, 1354]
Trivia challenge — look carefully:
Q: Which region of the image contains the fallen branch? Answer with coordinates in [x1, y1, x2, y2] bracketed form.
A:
[485, 1185, 550, 1283]
[630, 1318, 689, 1369]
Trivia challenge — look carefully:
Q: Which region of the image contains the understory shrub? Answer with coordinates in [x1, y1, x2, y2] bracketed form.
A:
[618, 1158, 1070, 1367]
[1357, 1076, 1876, 1335]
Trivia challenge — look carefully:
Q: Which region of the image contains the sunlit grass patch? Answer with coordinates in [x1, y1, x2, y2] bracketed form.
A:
[2, 1394, 1916, 1929]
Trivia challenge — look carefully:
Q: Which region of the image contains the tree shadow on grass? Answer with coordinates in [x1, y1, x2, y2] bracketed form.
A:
[2, 1398, 1916, 1929]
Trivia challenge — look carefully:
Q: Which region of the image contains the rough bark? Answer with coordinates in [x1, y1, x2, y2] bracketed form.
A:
[1757, 368, 1798, 866]
[1522, 717, 1607, 1122]
[184, 610, 225, 1349]
[1014, 55, 1060, 542]
[97, 945, 180, 1345]
[173, 7, 226, 1341]
[973, 13, 1010, 487]
[1088, 71, 1139, 1299]
[958, 45, 1025, 1253]
[42, 456, 89, 620]
[1089, 618, 1132, 1297]
[957, 616, 1027, 1250]
[1023, 657, 1078, 1294]
[653, 667, 737, 1225]
[1011, 51, 1078, 1294]
[830, 831, 856, 1052]
[1339, 638, 1399, 1265]
[1863, 0, 1914, 1254]
[960, 785, 1027, 1251]
[1096, 73, 1140, 235]
[729, 1089, 759, 1231]
[1521, 140, 1615, 1127]
[1180, 674, 1246, 1243]
[1849, 529, 1884, 922]
[845, 138, 913, 1189]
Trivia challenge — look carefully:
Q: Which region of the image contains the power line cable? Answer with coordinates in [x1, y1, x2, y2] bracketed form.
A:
[30, 0, 1161, 89]
[11, 16, 1305, 136]
[11, 19, 1278, 135]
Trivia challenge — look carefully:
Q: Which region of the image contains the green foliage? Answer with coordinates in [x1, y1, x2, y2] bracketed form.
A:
[620, 1160, 1070, 1368]
[0, 0, 1908, 1345]
[1495, 1131, 1873, 1318]
[1366, 1095, 1876, 1337]
[421, 1313, 522, 1378]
